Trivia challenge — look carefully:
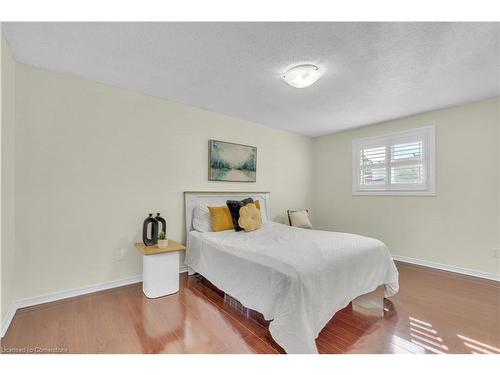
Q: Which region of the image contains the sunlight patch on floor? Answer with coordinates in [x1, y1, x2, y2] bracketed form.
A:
[457, 334, 500, 354]
[408, 317, 447, 354]
[391, 336, 426, 353]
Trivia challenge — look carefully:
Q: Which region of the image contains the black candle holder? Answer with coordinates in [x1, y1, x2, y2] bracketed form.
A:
[142, 213, 158, 246]
[155, 213, 166, 236]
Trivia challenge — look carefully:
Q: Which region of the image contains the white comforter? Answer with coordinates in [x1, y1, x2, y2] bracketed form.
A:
[185, 222, 399, 354]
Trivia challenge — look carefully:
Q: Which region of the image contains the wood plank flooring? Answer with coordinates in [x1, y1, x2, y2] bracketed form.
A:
[1, 261, 499, 354]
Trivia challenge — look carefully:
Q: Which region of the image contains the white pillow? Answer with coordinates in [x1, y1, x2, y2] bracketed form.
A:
[192, 205, 212, 232]
[288, 210, 312, 229]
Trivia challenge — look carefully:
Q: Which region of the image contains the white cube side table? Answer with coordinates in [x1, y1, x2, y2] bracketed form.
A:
[134, 240, 186, 299]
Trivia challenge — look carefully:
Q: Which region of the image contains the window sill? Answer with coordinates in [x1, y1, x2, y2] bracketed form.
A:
[352, 190, 436, 196]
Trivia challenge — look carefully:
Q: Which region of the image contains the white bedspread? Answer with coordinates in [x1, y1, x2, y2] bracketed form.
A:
[185, 222, 399, 354]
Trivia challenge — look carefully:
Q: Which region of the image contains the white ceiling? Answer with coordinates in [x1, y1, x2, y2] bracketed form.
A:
[2, 22, 499, 137]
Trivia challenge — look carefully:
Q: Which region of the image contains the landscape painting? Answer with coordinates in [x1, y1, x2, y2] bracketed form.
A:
[209, 140, 257, 182]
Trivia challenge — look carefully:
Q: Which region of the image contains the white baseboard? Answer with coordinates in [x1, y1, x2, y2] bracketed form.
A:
[392, 254, 500, 282]
[1, 267, 188, 338]
[1, 303, 18, 338]
[15, 274, 143, 310]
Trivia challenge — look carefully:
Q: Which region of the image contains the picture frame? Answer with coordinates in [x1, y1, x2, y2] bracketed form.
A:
[208, 140, 257, 182]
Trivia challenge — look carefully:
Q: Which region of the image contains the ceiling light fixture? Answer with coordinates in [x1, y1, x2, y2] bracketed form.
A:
[282, 64, 321, 88]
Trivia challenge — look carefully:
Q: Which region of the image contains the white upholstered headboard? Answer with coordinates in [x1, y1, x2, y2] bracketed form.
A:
[184, 191, 271, 233]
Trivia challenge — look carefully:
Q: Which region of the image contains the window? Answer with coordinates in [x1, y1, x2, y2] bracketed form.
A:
[352, 126, 435, 195]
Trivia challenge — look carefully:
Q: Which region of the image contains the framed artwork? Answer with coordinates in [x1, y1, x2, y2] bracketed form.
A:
[209, 140, 257, 182]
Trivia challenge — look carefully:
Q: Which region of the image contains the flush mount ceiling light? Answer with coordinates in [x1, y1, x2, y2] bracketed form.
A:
[282, 64, 321, 88]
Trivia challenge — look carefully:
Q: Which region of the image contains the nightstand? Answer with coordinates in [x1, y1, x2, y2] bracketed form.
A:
[134, 240, 186, 298]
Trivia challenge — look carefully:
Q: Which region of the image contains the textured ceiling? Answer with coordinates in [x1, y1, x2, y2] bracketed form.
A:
[2, 22, 499, 136]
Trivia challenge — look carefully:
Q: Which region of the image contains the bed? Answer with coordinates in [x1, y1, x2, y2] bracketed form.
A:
[184, 191, 399, 354]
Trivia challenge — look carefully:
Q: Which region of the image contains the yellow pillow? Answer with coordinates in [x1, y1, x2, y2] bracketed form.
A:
[238, 203, 262, 232]
[208, 206, 234, 232]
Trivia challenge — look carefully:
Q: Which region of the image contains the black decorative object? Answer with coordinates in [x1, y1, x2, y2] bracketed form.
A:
[226, 197, 253, 231]
[142, 213, 158, 246]
[155, 213, 166, 235]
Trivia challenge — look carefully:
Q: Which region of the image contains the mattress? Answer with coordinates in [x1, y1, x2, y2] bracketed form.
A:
[185, 221, 399, 354]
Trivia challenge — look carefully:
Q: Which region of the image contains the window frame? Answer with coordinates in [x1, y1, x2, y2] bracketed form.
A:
[352, 126, 436, 196]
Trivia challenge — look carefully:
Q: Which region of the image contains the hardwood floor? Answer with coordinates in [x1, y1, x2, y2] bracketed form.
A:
[1, 261, 499, 354]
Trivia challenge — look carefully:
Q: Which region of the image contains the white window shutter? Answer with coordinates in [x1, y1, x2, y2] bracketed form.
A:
[352, 126, 435, 196]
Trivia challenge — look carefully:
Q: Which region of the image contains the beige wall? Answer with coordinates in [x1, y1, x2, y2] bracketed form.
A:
[1, 35, 16, 322]
[12, 63, 313, 300]
[312, 98, 500, 275]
